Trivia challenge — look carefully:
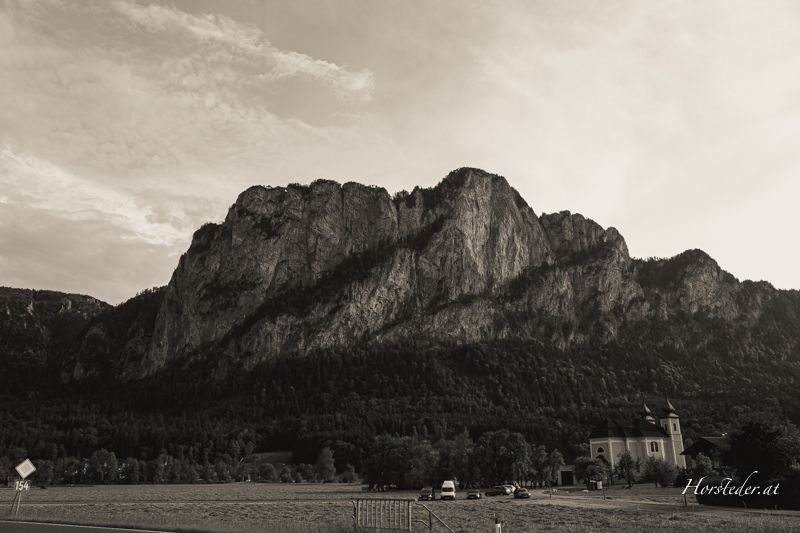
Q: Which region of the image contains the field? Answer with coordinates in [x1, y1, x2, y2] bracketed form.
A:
[3, 483, 800, 533]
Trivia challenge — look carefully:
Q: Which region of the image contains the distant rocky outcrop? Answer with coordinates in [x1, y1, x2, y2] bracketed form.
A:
[0, 287, 109, 397]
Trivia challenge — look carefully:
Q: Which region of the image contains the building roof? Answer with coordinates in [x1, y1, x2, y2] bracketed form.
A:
[681, 437, 729, 457]
[638, 402, 655, 422]
[588, 418, 669, 440]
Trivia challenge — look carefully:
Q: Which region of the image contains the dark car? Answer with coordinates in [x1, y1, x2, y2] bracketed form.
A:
[419, 487, 435, 501]
[466, 489, 482, 500]
[485, 486, 509, 496]
[513, 487, 531, 499]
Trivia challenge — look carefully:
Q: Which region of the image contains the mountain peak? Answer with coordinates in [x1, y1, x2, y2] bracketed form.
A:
[30, 168, 799, 386]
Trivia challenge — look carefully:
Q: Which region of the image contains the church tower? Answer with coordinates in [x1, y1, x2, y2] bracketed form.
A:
[639, 401, 655, 423]
[659, 399, 686, 468]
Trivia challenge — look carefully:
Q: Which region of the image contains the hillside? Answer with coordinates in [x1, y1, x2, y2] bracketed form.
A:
[2, 167, 799, 466]
[39, 168, 800, 386]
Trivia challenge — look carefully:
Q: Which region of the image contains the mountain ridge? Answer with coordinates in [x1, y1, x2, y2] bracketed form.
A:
[3, 167, 799, 394]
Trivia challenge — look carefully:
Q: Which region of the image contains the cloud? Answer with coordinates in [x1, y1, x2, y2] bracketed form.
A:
[0, 0, 389, 303]
[0, 200, 177, 305]
[108, 0, 375, 101]
[0, 147, 188, 247]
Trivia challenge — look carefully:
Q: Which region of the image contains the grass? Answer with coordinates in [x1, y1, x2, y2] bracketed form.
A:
[3, 484, 800, 532]
[3, 511, 352, 533]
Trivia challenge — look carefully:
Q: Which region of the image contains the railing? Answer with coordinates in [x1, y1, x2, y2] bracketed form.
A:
[414, 502, 455, 532]
[352, 498, 412, 531]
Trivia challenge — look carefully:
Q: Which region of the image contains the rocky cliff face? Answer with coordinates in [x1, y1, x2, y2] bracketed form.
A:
[49, 167, 800, 383]
[134, 169, 561, 378]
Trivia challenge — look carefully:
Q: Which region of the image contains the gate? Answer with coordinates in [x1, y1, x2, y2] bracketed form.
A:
[352, 499, 412, 531]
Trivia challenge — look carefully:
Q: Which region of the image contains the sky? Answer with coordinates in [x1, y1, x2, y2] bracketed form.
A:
[1, 0, 799, 304]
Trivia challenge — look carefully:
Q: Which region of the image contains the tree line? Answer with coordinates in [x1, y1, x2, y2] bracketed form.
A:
[361, 429, 564, 490]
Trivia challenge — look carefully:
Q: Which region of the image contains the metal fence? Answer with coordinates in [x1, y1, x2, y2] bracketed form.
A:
[352, 499, 412, 531]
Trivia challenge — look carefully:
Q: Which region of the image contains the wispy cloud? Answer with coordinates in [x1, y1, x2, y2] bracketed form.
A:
[109, 0, 375, 101]
[0, 147, 186, 247]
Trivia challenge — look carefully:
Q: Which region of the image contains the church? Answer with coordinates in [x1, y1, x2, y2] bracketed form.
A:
[588, 400, 686, 469]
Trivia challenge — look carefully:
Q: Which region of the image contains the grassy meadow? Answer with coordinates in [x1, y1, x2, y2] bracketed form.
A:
[2, 483, 800, 532]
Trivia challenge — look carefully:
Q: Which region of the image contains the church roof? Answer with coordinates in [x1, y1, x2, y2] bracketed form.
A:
[588, 418, 670, 440]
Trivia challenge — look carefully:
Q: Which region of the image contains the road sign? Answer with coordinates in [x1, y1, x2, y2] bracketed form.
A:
[15, 458, 36, 480]
[14, 480, 30, 491]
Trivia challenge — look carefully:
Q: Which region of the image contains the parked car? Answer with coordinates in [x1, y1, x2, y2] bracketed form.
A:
[441, 480, 456, 500]
[513, 487, 531, 499]
[485, 486, 509, 496]
[419, 487, 434, 501]
[503, 485, 516, 494]
[466, 489, 482, 500]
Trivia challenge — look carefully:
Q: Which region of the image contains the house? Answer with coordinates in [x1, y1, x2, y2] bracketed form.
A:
[588, 400, 686, 470]
[681, 437, 728, 468]
[557, 464, 574, 486]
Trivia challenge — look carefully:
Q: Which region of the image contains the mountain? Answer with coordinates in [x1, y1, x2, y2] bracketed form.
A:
[43, 167, 798, 386]
[3, 167, 800, 463]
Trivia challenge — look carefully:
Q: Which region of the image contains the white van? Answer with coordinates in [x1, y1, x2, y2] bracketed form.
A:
[441, 480, 456, 500]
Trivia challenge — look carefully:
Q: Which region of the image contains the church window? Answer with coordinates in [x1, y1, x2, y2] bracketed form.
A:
[649, 442, 659, 453]
[673, 423, 677, 431]
[597, 447, 604, 454]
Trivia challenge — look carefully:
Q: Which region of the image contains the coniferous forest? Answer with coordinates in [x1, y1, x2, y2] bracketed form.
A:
[2, 322, 799, 486]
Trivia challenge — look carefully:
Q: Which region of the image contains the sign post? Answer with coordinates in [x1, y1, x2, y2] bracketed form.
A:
[9, 459, 36, 516]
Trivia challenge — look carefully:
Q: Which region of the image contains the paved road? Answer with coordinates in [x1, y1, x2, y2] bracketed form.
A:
[0, 520, 166, 533]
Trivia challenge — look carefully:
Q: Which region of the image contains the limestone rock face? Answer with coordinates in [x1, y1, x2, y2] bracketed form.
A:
[142, 180, 398, 376]
[141, 169, 559, 374]
[49, 167, 800, 381]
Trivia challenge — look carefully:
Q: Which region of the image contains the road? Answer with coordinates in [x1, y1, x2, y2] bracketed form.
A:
[0, 521, 165, 533]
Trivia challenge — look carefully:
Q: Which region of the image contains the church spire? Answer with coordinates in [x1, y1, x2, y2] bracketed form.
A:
[662, 398, 676, 415]
[638, 400, 655, 423]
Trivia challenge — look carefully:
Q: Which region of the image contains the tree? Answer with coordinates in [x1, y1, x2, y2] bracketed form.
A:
[341, 464, 358, 483]
[575, 443, 591, 458]
[614, 451, 639, 487]
[32, 460, 54, 486]
[298, 463, 316, 482]
[723, 422, 792, 482]
[473, 430, 530, 486]
[527, 445, 549, 488]
[121, 457, 141, 484]
[435, 430, 475, 487]
[547, 449, 565, 487]
[363, 434, 416, 489]
[314, 448, 336, 483]
[279, 466, 293, 483]
[691, 452, 714, 480]
[259, 463, 278, 482]
[87, 449, 117, 484]
[573, 456, 609, 484]
[406, 441, 439, 488]
[215, 459, 231, 483]
[640, 456, 676, 487]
